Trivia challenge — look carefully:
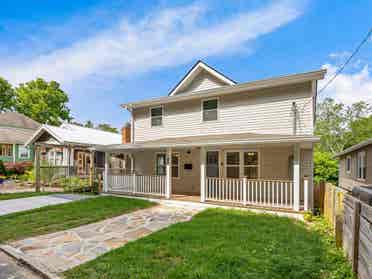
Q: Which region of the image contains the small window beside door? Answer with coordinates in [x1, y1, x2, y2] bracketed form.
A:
[151, 106, 163, 127]
[202, 99, 218, 121]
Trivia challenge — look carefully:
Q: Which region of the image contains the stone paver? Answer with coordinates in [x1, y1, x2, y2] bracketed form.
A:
[6, 203, 204, 276]
[0, 251, 41, 279]
[0, 194, 91, 216]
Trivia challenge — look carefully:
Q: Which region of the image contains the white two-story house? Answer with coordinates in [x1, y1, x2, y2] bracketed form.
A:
[101, 61, 326, 212]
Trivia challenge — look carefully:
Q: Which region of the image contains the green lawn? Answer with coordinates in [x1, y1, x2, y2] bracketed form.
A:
[0, 196, 155, 243]
[65, 209, 353, 279]
[0, 191, 56, 201]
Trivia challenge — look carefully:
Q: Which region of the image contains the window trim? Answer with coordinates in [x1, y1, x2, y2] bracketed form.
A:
[224, 149, 260, 179]
[150, 105, 164, 127]
[346, 155, 351, 174]
[357, 151, 366, 181]
[201, 97, 219, 122]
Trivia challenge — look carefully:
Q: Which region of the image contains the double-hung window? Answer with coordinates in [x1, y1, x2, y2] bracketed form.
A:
[151, 106, 163, 127]
[244, 152, 259, 179]
[346, 155, 351, 174]
[0, 144, 12, 157]
[357, 151, 366, 180]
[18, 145, 30, 159]
[202, 99, 218, 121]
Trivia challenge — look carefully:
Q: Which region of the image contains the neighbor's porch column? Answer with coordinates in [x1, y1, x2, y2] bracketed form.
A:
[200, 146, 206, 202]
[293, 144, 300, 211]
[103, 151, 109, 192]
[165, 147, 172, 199]
[34, 145, 41, 192]
[12, 144, 16, 163]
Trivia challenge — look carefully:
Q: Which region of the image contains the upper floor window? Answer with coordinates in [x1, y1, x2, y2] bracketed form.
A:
[346, 155, 351, 174]
[202, 99, 218, 121]
[357, 151, 366, 180]
[151, 106, 163, 127]
[0, 144, 12, 157]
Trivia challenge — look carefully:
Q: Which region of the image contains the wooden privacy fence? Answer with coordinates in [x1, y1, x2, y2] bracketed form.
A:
[205, 178, 294, 209]
[343, 194, 372, 279]
[108, 173, 166, 197]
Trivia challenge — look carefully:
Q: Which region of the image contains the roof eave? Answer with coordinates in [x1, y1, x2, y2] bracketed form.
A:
[121, 69, 327, 110]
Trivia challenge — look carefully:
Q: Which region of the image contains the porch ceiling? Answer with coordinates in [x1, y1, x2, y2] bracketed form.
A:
[95, 132, 319, 152]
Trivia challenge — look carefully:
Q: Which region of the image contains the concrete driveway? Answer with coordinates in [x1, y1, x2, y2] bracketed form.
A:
[0, 194, 92, 216]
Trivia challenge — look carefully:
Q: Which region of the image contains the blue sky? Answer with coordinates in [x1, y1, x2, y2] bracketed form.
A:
[1, 0, 371, 128]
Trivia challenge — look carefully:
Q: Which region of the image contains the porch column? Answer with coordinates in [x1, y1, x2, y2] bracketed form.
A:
[165, 148, 172, 199]
[200, 146, 206, 202]
[34, 145, 41, 192]
[293, 144, 300, 211]
[12, 144, 16, 163]
[103, 152, 109, 192]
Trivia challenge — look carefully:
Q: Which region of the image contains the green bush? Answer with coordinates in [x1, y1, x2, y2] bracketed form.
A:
[0, 160, 7, 176]
[314, 150, 338, 185]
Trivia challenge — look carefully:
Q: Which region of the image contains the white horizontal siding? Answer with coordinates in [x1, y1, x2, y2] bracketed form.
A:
[134, 82, 314, 142]
[175, 70, 226, 95]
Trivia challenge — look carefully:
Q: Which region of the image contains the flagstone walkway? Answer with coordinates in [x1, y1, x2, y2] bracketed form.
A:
[3, 203, 204, 277]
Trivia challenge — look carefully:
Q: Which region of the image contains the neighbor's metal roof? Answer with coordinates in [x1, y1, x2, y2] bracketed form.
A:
[26, 123, 122, 146]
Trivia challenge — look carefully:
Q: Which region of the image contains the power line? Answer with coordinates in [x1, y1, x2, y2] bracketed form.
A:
[299, 28, 372, 113]
[317, 28, 372, 95]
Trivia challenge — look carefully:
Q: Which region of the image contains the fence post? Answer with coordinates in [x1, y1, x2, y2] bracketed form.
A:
[304, 177, 309, 211]
[243, 177, 247, 206]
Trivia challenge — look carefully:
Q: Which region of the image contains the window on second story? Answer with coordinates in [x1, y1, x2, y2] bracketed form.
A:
[202, 99, 218, 121]
[357, 151, 366, 180]
[151, 106, 163, 127]
[346, 155, 351, 174]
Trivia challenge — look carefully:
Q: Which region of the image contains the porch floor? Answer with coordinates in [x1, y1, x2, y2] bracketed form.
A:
[171, 194, 200, 203]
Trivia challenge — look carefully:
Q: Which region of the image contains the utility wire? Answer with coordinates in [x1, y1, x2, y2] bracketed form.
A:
[299, 28, 372, 113]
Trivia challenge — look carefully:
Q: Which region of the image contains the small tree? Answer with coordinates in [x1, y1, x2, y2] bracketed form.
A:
[313, 150, 338, 185]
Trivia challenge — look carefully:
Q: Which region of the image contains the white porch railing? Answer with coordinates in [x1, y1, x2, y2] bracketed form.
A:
[205, 177, 294, 209]
[108, 173, 166, 197]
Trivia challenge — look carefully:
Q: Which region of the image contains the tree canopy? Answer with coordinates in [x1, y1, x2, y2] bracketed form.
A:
[314, 98, 372, 184]
[14, 78, 71, 125]
[0, 77, 15, 112]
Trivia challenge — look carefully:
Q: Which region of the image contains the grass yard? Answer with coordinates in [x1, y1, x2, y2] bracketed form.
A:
[65, 209, 353, 279]
[0, 191, 56, 201]
[0, 196, 155, 243]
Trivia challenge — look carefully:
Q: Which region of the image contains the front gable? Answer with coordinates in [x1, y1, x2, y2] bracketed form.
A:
[168, 60, 236, 96]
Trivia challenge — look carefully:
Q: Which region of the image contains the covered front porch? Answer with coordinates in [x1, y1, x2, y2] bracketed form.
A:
[101, 134, 316, 212]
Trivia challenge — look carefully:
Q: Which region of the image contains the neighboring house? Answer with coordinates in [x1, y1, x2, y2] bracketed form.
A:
[26, 123, 122, 176]
[335, 138, 372, 191]
[0, 112, 40, 165]
[99, 61, 326, 212]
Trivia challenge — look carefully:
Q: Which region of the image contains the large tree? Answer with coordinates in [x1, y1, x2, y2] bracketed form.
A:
[14, 78, 71, 125]
[0, 77, 15, 112]
[96, 123, 118, 133]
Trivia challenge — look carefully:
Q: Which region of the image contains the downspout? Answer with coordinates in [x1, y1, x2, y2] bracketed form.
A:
[292, 102, 297, 135]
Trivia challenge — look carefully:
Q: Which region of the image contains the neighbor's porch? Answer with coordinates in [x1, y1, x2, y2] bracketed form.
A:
[102, 142, 313, 212]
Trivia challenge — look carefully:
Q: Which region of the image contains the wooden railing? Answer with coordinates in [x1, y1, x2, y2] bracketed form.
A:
[205, 177, 294, 209]
[108, 173, 166, 197]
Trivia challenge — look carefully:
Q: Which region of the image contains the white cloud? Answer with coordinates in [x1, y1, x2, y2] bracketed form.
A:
[320, 63, 372, 105]
[0, 1, 302, 86]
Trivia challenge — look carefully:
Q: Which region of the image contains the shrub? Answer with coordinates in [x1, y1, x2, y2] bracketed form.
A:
[0, 160, 7, 176]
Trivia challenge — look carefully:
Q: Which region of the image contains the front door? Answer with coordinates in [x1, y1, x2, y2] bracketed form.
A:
[206, 151, 219, 177]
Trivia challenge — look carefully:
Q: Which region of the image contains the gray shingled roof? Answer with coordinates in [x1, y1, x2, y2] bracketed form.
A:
[0, 127, 36, 144]
[0, 112, 40, 130]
